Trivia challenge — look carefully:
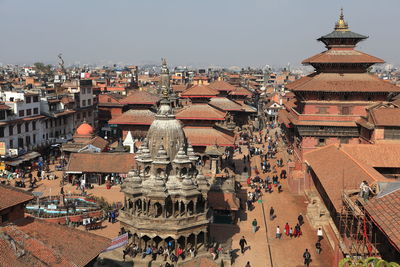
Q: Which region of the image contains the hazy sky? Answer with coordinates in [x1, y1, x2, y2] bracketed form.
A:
[0, 0, 399, 68]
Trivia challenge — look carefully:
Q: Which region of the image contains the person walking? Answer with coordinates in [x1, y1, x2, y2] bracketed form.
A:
[284, 222, 290, 236]
[276, 226, 281, 239]
[289, 227, 293, 238]
[315, 240, 321, 254]
[269, 206, 275, 220]
[298, 213, 304, 226]
[303, 249, 311, 267]
[239, 236, 247, 254]
[252, 219, 258, 233]
[317, 227, 323, 241]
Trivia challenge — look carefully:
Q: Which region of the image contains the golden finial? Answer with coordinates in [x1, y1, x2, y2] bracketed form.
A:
[335, 8, 349, 32]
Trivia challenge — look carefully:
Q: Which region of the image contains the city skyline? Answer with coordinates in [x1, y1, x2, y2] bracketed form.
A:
[0, 0, 399, 67]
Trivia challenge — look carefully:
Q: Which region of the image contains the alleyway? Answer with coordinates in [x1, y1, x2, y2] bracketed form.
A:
[230, 127, 333, 267]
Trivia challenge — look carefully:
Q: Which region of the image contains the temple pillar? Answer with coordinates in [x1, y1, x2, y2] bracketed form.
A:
[194, 201, 197, 214]
[184, 236, 188, 250]
[178, 201, 182, 217]
[172, 201, 176, 217]
[194, 234, 198, 250]
[163, 203, 167, 218]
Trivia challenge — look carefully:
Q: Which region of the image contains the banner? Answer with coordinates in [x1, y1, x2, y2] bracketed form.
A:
[103, 233, 128, 252]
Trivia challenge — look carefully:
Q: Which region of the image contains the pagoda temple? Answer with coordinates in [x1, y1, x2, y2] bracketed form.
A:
[280, 10, 400, 169]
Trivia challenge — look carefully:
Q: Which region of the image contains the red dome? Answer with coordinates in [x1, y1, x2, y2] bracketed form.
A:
[76, 122, 94, 136]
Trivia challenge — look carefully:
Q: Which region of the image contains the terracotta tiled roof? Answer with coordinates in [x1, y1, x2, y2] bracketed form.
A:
[176, 104, 226, 121]
[286, 73, 400, 93]
[235, 101, 257, 113]
[302, 48, 384, 64]
[89, 136, 109, 150]
[181, 85, 219, 97]
[370, 108, 400, 126]
[0, 103, 11, 110]
[67, 153, 136, 173]
[121, 90, 160, 105]
[208, 80, 237, 92]
[172, 84, 188, 92]
[229, 87, 252, 96]
[364, 190, 400, 251]
[208, 192, 240, 211]
[109, 109, 155, 125]
[0, 217, 110, 267]
[208, 97, 243, 111]
[183, 127, 235, 147]
[0, 185, 34, 211]
[340, 144, 400, 168]
[304, 144, 392, 211]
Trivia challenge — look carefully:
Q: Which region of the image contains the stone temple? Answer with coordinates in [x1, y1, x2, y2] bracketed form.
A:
[119, 87, 211, 258]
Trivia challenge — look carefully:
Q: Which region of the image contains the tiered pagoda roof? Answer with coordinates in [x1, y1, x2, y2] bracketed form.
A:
[181, 84, 219, 98]
[109, 109, 156, 125]
[208, 80, 237, 92]
[175, 104, 226, 121]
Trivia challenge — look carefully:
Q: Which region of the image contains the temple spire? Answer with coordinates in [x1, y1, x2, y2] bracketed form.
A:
[334, 8, 349, 32]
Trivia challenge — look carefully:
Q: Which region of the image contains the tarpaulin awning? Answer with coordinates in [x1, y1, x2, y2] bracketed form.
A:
[5, 152, 41, 166]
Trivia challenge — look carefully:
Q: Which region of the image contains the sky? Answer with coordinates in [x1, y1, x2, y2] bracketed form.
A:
[0, 0, 399, 68]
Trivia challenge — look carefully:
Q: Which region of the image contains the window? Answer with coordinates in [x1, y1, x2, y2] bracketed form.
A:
[83, 112, 86, 118]
[25, 123, 29, 132]
[82, 100, 86, 107]
[26, 96, 31, 103]
[82, 88, 86, 94]
[33, 96, 39, 102]
[33, 134, 36, 144]
[32, 121, 36, 130]
[0, 127, 4, 138]
[317, 107, 328, 114]
[17, 124, 21, 134]
[88, 99, 92, 106]
[19, 110, 25, 117]
[26, 136, 31, 145]
[9, 125, 13, 136]
[33, 108, 39, 114]
[26, 109, 32, 116]
[318, 138, 326, 146]
[45, 121, 48, 129]
[50, 120, 53, 127]
[87, 88, 91, 94]
[63, 117, 67, 124]
[9, 139, 13, 149]
[341, 106, 350, 115]
[0, 110, 5, 120]
[88, 111, 92, 117]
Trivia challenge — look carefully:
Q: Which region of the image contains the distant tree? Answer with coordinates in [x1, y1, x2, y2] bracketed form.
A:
[33, 62, 53, 75]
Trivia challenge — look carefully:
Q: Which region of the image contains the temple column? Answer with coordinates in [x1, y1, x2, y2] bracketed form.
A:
[184, 236, 188, 250]
[194, 234, 198, 250]
[194, 201, 197, 214]
[163, 204, 167, 218]
[178, 201, 182, 217]
[172, 201, 176, 217]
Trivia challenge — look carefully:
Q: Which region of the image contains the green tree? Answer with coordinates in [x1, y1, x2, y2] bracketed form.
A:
[339, 257, 400, 267]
